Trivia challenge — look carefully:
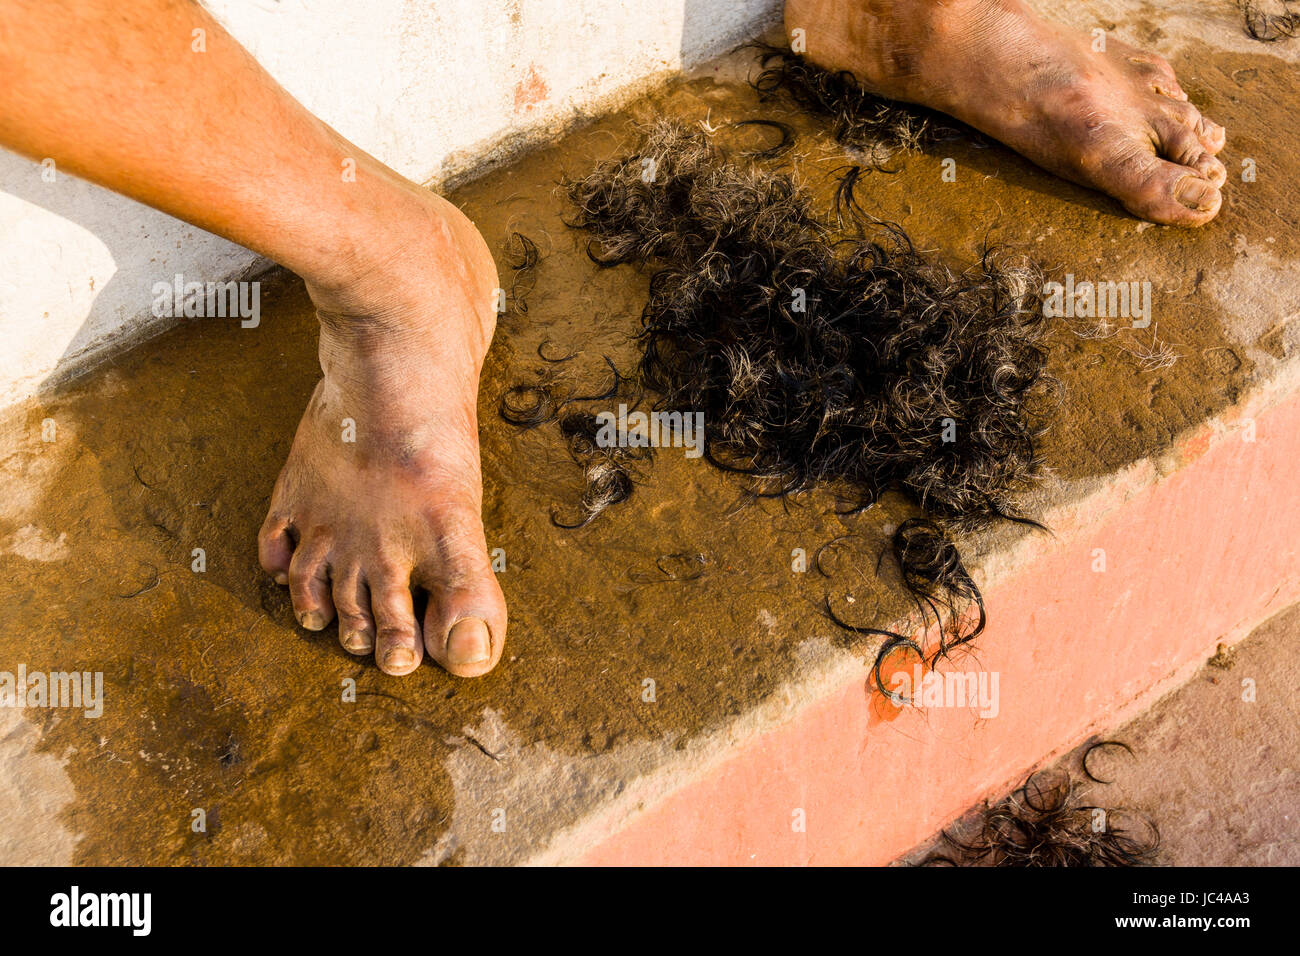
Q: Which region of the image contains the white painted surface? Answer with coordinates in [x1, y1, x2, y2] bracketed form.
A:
[0, 0, 780, 408]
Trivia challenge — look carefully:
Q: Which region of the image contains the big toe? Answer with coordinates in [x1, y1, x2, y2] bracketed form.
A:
[417, 509, 508, 678]
[1107, 146, 1223, 227]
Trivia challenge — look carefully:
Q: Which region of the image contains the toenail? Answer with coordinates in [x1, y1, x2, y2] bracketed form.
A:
[383, 648, 417, 671]
[274, 572, 288, 586]
[1175, 176, 1215, 210]
[447, 618, 492, 666]
[343, 630, 373, 653]
[300, 611, 327, 631]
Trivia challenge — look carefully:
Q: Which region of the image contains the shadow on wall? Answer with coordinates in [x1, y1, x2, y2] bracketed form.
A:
[682, 0, 783, 66]
[0, 149, 263, 401]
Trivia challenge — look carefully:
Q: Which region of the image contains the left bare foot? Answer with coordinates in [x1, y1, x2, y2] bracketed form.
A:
[258, 187, 508, 678]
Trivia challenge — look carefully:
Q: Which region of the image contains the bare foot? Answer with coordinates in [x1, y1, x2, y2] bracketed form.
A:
[258, 187, 508, 677]
[786, 0, 1227, 225]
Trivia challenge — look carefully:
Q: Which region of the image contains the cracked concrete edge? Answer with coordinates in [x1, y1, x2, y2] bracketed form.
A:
[420, 636, 869, 867]
[516, 568, 1284, 869]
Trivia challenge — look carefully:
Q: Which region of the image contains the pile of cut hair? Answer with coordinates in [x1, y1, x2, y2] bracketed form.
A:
[920, 764, 1160, 867]
[501, 48, 1055, 693]
[565, 120, 1049, 531]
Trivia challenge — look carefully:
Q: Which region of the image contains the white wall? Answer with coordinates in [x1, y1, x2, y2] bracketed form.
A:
[0, 0, 781, 408]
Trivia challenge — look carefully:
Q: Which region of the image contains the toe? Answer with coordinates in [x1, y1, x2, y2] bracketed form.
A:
[288, 533, 336, 631]
[258, 513, 294, 586]
[1127, 52, 1185, 100]
[369, 570, 424, 676]
[1193, 114, 1226, 155]
[332, 568, 375, 656]
[1152, 116, 1227, 187]
[1120, 153, 1222, 226]
[424, 599, 505, 679]
[1157, 99, 1227, 156]
[416, 514, 508, 679]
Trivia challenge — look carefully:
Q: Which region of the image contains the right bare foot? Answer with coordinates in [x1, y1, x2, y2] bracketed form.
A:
[258, 187, 508, 678]
[786, 0, 1228, 226]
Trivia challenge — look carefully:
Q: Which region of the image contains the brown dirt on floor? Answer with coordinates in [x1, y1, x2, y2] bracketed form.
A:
[0, 38, 1293, 864]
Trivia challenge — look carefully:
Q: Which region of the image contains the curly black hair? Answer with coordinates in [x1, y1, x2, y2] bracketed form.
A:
[921, 769, 1161, 867]
[1236, 0, 1300, 41]
[748, 44, 966, 167]
[565, 120, 1050, 531]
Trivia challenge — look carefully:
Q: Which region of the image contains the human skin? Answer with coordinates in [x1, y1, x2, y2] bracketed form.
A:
[0, 0, 508, 677]
[785, 0, 1228, 226]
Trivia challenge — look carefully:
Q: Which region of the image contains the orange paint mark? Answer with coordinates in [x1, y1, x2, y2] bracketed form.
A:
[867, 644, 929, 725]
[1178, 426, 1213, 464]
[513, 64, 550, 113]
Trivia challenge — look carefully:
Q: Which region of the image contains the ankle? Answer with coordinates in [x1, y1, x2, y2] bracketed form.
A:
[306, 190, 497, 348]
[303, 183, 444, 305]
[786, 0, 1019, 103]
